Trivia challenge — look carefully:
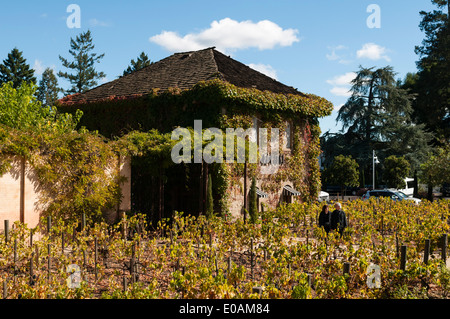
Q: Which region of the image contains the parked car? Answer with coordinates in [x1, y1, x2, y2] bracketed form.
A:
[398, 177, 415, 197]
[318, 191, 329, 202]
[362, 189, 421, 204]
[442, 183, 450, 197]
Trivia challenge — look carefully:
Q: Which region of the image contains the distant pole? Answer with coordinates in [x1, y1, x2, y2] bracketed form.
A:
[372, 150, 375, 190]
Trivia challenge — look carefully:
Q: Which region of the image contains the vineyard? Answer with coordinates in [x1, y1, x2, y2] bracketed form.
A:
[1, 198, 449, 299]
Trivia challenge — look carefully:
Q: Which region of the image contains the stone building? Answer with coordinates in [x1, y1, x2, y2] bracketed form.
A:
[58, 47, 333, 222]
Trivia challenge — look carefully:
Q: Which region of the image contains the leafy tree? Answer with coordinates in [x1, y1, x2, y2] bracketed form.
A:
[58, 30, 105, 94]
[322, 155, 359, 199]
[248, 176, 258, 223]
[413, 0, 450, 141]
[0, 81, 81, 132]
[122, 52, 152, 76]
[0, 47, 36, 88]
[420, 143, 450, 186]
[37, 68, 61, 107]
[383, 155, 410, 189]
[206, 173, 214, 218]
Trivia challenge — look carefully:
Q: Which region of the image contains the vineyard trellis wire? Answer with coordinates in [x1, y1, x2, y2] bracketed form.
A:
[0, 198, 449, 299]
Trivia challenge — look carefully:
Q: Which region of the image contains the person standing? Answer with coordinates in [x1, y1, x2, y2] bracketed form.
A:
[330, 202, 347, 237]
[318, 204, 331, 234]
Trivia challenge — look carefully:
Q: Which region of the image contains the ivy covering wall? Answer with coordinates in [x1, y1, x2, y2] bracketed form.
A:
[57, 79, 333, 219]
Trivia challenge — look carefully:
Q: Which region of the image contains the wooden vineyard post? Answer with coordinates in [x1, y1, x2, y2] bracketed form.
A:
[47, 215, 52, 235]
[61, 232, 65, 256]
[94, 238, 98, 281]
[343, 262, 350, 276]
[250, 238, 254, 281]
[442, 234, 448, 263]
[29, 252, 34, 285]
[423, 239, 431, 265]
[4, 220, 9, 244]
[2, 279, 7, 299]
[400, 245, 407, 271]
[47, 243, 51, 282]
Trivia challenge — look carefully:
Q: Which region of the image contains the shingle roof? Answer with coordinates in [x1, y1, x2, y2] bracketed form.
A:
[59, 47, 304, 105]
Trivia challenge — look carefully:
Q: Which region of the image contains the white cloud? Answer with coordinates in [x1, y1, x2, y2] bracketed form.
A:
[327, 72, 356, 98]
[33, 60, 45, 76]
[33, 60, 56, 76]
[327, 72, 356, 87]
[149, 18, 300, 53]
[330, 87, 352, 97]
[89, 18, 110, 27]
[248, 63, 278, 80]
[326, 45, 350, 64]
[356, 43, 390, 61]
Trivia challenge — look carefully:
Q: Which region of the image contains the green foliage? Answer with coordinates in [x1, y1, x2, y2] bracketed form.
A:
[383, 155, 410, 188]
[323, 155, 359, 194]
[122, 52, 153, 76]
[58, 30, 106, 94]
[420, 143, 450, 185]
[0, 47, 36, 88]
[0, 81, 81, 133]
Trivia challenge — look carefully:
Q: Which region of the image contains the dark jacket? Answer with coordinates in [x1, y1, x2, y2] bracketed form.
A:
[330, 209, 347, 234]
[318, 211, 331, 233]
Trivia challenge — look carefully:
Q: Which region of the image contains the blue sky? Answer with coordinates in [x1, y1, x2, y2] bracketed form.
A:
[0, 0, 437, 135]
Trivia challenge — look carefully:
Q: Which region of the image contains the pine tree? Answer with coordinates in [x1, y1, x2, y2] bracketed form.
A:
[37, 68, 61, 107]
[58, 30, 105, 94]
[0, 47, 36, 88]
[122, 52, 152, 76]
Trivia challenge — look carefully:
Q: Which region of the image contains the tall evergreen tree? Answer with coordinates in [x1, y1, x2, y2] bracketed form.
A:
[58, 30, 105, 94]
[0, 47, 36, 88]
[413, 0, 450, 142]
[122, 52, 152, 76]
[37, 68, 61, 107]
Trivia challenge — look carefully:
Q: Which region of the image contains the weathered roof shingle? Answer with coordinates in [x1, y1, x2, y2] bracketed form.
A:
[59, 47, 304, 105]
